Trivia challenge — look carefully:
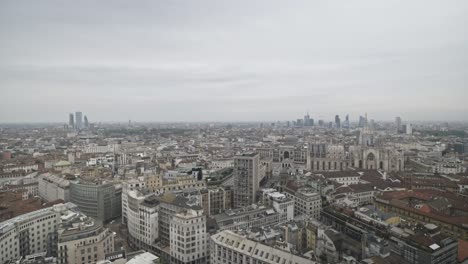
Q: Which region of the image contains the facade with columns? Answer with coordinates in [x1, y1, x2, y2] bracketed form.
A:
[306, 144, 404, 172]
[257, 145, 307, 169]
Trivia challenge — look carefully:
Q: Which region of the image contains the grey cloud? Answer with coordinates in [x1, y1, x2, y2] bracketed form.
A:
[0, 0, 467, 122]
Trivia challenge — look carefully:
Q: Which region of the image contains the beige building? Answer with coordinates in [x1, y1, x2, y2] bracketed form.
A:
[57, 212, 114, 264]
[170, 209, 208, 264]
[200, 187, 232, 216]
[146, 175, 206, 194]
[283, 186, 321, 219]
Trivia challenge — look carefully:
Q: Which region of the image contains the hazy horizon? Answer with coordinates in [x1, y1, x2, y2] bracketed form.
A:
[1, 0, 468, 122]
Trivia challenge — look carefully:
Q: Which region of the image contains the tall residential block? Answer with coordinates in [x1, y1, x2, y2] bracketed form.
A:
[233, 153, 260, 208]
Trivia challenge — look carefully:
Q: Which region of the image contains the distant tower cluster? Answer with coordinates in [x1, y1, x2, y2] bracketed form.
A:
[294, 113, 351, 128]
[395, 116, 411, 135]
[68, 111, 90, 130]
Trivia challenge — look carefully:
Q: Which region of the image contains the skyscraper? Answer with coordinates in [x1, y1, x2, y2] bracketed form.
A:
[304, 113, 311, 126]
[343, 114, 350, 128]
[406, 123, 412, 135]
[84, 115, 89, 128]
[335, 115, 341, 128]
[395, 116, 402, 133]
[358, 115, 366, 128]
[68, 113, 74, 129]
[233, 153, 260, 208]
[75, 111, 83, 129]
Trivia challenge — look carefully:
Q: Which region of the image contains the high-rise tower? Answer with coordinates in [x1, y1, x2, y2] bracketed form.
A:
[335, 115, 341, 128]
[233, 153, 260, 208]
[395, 116, 402, 133]
[75, 111, 83, 129]
[68, 113, 74, 129]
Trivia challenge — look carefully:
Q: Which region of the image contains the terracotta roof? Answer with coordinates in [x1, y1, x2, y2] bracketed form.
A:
[458, 239, 468, 263]
[319, 171, 361, 178]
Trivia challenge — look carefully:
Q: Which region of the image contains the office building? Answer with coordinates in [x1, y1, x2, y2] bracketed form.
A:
[57, 210, 115, 264]
[406, 123, 413, 135]
[343, 114, 350, 128]
[170, 208, 208, 264]
[200, 187, 232, 216]
[126, 192, 159, 251]
[389, 224, 458, 264]
[0, 203, 76, 264]
[283, 186, 321, 219]
[68, 113, 74, 129]
[69, 181, 122, 222]
[233, 153, 260, 208]
[304, 113, 312, 126]
[157, 192, 203, 247]
[75, 112, 83, 129]
[335, 115, 341, 128]
[395, 116, 402, 133]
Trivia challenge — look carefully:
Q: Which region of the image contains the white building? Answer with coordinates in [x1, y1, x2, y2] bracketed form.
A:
[82, 143, 120, 154]
[3, 163, 39, 173]
[126, 252, 160, 264]
[126, 191, 159, 249]
[261, 189, 294, 221]
[406, 123, 413, 135]
[38, 173, 70, 202]
[210, 230, 315, 264]
[4, 181, 39, 197]
[318, 171, 361, 186]
[121, 179, 146, 225]
[170, 208, 208, 264]
[284, 187, 321, 219]
[210, 159, 234, 170]
[0, 203, 77, 264]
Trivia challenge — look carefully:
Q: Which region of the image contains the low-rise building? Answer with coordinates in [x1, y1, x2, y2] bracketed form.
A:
[210, 230, 315, 264]
[389, 224, 458, 264]
[283, 185, 321, 219]
[38, 173, 70, 202]
[200, 187, 232, 216]
[213, 204, 287, 231]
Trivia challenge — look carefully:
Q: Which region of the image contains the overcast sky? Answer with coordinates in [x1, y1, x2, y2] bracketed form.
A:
[1, 0, 467, 123]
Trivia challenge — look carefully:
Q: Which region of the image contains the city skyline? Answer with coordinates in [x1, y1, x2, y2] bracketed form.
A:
[1, 0, 468, 122]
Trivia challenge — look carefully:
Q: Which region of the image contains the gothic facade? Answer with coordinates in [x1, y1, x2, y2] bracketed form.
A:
[306, 144, 404, 172]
